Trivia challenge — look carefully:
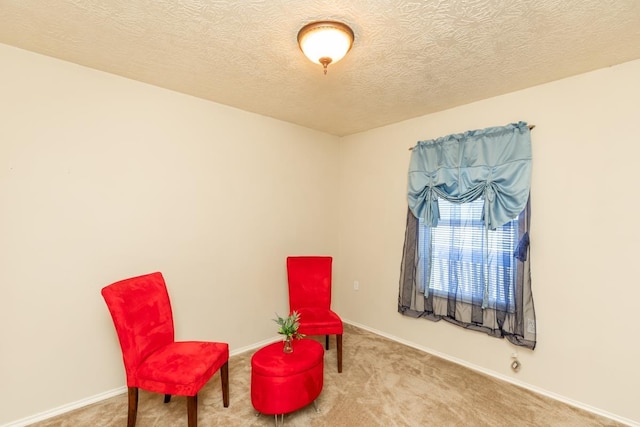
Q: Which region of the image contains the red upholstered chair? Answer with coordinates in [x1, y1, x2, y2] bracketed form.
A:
[101, 272, 229, 427]
[286, 256, 343, 373]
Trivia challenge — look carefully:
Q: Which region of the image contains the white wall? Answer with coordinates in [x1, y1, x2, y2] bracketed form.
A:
[336, 59, 640, 424]
[2, 41, 639, 426]
[0, 44, 339, 425]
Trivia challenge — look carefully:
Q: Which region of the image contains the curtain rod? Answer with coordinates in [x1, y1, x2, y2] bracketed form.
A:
[408, 124, 535, 151]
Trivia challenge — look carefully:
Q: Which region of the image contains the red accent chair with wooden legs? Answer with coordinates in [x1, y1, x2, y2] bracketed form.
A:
[286, 256, 343, 373]
[101, 272, 229, 427]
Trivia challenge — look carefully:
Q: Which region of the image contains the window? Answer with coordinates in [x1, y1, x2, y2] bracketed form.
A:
[417, 198, 518, 312]
[398, 122, 535, 349]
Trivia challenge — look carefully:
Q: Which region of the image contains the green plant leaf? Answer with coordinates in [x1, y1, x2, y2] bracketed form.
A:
[272, 311, 305, 339]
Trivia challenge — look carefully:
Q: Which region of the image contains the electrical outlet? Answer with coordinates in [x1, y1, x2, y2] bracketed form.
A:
[527, 318, 536, 334]
[353, 281, 360, 291]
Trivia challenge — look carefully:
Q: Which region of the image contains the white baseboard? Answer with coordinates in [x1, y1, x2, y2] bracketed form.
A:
[343, 319, 639, 427]
[230, 335, 281, 356]
[6, 327, 636, 427]
[2, 336, 281, 427]
[3, 386, 127, 427]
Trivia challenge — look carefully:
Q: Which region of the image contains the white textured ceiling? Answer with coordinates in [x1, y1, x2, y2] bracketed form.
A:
[1, 0, 639, 136]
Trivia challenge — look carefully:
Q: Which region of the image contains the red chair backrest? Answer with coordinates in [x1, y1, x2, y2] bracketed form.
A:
[287, 256, 333, 311]
[101, 272, 175, 384]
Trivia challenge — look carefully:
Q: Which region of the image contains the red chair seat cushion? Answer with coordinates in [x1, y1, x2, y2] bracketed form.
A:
[294, 307, 343, 336]
[136, 341, 229, 396]
[251, 339, 324, 415]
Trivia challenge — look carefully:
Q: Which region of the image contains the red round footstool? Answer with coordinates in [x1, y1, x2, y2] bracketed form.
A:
[251, 338, 324, 416]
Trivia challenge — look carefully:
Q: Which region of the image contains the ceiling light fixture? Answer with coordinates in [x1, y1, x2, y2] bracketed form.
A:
[297, 21, 354, 75]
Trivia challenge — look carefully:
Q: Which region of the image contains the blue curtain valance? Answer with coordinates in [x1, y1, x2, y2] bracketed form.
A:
[408, 121, 532, 229]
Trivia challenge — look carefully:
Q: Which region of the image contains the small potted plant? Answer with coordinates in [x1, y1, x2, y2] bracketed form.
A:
[273, 310, 305, 353]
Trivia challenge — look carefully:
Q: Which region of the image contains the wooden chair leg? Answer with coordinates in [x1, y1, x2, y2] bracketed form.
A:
[164, 394, 171, 403]
[187, 394, 198, 427]
[221, 361, 229, 407]
[127, 387, 138, 427]
[325, 335, 329, 350]
[337, 334, 343, 373]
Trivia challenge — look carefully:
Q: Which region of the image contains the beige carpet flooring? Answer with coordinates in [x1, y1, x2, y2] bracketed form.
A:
[32, 324, 624, 427]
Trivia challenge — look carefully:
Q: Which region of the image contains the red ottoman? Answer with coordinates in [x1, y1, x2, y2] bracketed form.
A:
[251, 338, 324, 416]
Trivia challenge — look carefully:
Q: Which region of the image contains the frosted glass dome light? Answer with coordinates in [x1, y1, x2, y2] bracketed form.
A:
[298, 21, 354, 75]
